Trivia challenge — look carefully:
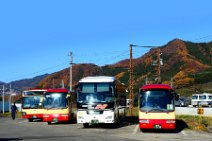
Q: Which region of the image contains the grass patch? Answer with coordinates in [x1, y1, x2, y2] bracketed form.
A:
[126, 108, 212, 132]
[176, 115, 212, 131]
[126, 107, 138, 117]
[0, 112, 22, 118]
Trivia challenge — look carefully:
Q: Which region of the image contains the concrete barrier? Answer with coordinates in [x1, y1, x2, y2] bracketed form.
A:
[176, 107, 212, 117]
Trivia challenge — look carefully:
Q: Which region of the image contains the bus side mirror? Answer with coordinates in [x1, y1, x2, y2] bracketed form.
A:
[66, 94, 70, 98]
[175, 93, 179, 101]
[74, 85, 78, 91]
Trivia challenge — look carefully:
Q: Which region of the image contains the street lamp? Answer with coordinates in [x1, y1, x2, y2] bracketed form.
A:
[9, 93, 16, 113]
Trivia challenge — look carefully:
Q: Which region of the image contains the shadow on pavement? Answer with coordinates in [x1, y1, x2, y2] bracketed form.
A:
[0, 135, 82, 141]
[47, 119, 77, 125]
[0, 138, 22, 141]
[175, 119, 189, 133]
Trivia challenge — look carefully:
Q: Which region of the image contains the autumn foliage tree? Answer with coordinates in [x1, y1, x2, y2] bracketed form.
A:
[173, 71, 194, 88]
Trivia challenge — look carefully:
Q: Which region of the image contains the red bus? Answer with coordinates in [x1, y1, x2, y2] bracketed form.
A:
[139, 84, 178, 130]
[42, 88, 76, 124]
[22, 89, 47, 122]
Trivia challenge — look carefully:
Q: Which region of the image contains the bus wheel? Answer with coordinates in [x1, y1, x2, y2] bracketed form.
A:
[47, 122, 52, 125]
[28, 119, 33, 122]
[83, 123, 89, 128]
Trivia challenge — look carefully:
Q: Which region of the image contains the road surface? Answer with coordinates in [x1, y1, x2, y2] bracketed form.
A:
[0, 117, 211, 141]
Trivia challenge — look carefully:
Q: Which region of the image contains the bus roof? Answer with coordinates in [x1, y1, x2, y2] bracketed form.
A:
[22, 89, 47, 96]
[23, 89, 47, 92]
[46, 88, 69, 93]
[140, 84, 173, 91]
[79, 76, 116, 83]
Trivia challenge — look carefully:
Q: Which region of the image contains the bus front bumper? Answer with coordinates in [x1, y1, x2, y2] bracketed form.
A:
[139, 119, 176, 129]
[43, 114, 70, 122]
[22, 112, 43, 119]
[77, 110, 115, 124]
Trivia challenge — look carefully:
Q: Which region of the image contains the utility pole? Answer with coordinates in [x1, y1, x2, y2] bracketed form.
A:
[69, 51, 73, 92]
[145, 77, 148, 84]
[157, 48, 162, 83]
[9, 84, 11, 113]
[61, 80, 65, 88]
[2, 85, 5, 114]
[129, 44, 153, 117]
[170, 77, 174, 88]
[52, 78, 55, 88]
[129, 44, 134, 117]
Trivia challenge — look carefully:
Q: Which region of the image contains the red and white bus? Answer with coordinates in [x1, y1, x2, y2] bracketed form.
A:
[22, 89, 47, 122]
[139, 84, 178, 130]
[42, 88, 76, 124]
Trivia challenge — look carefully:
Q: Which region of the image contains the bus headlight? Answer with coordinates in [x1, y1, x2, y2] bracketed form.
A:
[166, 120, 175, 123]
[139, 119, 149, 123]
[77, 116, 84, 119]
[77, 111, 85, 116]
[22, 112, 26, 116]
[105, 116, 113, 119]
[61, 114, 68, 117]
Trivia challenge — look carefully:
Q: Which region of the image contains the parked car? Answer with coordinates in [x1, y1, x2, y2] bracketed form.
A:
[175, 97, 190, 107]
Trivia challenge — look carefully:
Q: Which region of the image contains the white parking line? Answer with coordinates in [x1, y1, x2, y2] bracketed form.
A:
[132, 125, 139, 134]
[17, 120, 28, 124]
[181, 130, 187, 136]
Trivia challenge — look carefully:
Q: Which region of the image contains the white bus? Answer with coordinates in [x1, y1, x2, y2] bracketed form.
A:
[191, 93, 212, 107]
[76, 76, 127, 128]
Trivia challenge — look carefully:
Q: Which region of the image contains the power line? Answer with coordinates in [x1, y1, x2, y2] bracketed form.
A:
[193, 34, 212, 42]
[6, 61, 69, 82]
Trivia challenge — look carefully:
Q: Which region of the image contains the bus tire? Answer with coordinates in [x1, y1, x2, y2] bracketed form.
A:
[83, 123, 89, 128]
[47, 122, 52, 125]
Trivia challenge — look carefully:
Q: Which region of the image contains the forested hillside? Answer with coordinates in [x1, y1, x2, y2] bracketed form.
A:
[36, 39, 212, 96]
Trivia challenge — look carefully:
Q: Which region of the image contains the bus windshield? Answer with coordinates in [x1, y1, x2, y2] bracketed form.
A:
[140, 90, 174, 112]
[22, 96, 43, 109]
[43, 93, 68, 109]
[77, 83, 114, 103]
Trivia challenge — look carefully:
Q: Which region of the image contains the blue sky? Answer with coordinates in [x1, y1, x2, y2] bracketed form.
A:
[0, 0, 212, 83]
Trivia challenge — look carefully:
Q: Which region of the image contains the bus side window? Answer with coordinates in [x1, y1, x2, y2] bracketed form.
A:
[110, 86, 115, 96]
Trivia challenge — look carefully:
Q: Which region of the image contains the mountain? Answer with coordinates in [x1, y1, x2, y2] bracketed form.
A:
[9, 74, 49, 92]
[37, 64, 101, 88]
[0, 81, 5, 85]
[36, 39, 212, 96]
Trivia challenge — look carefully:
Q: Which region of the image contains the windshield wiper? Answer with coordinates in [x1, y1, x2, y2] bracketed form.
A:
[23, 106, 31, 109]
[45, 106, 55, 110]
[46, 106, 66, 110]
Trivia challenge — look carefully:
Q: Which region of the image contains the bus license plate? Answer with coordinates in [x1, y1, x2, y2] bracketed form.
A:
[91, 120, 99, 124]
[53, 118, 58, 122]
[154, 124, 162, 129]
[32, 116, 37, 118]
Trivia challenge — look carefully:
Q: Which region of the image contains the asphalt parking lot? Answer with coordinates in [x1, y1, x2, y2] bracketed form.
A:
[0, 117, 211, 141]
